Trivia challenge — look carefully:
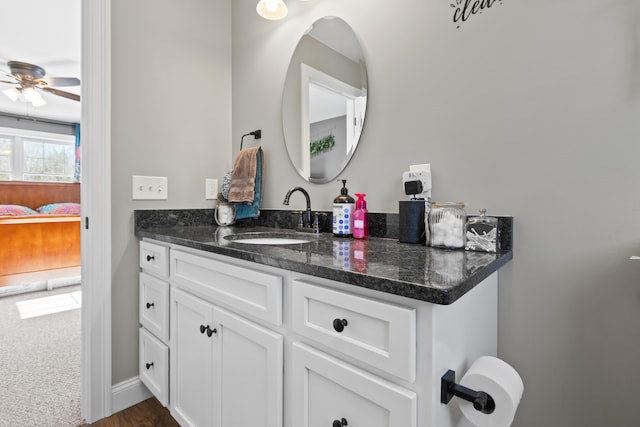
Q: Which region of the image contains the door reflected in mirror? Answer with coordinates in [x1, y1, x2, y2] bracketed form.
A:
[282, 16, 368, 183]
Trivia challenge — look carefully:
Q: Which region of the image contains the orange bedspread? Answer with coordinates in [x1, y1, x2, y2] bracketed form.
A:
[0, 181, 81, 276]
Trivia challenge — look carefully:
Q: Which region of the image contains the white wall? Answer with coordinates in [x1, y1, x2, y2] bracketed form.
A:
[232, 0, 640, 426]
[111, 0, 231, 384]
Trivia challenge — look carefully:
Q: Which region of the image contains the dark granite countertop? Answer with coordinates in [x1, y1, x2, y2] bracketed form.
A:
[135, 209, 513, 305]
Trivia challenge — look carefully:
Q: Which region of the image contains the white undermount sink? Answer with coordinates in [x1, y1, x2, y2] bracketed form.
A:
[224, 233, 311, 245]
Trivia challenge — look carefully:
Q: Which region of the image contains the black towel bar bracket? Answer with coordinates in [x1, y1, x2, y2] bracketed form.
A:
[240, 129, 262, 151]
[441, 369, 495, 414]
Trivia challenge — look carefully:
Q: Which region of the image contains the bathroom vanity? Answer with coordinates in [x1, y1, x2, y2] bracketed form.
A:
[136, 213, 512, 427]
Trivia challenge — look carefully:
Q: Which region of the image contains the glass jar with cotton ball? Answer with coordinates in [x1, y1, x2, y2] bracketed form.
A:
[428, 202, 467, 249]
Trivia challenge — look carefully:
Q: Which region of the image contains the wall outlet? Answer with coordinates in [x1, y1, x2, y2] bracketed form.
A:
[132, 175, 168, 200]
[402, 164, 431, 199]
[205, 179, 218, 200]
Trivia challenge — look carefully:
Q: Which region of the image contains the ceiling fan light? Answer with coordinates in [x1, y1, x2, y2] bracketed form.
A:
[31, 96, 46, 107]
[22, 87, 39, 102]
[2, 87, 21, 102]
[21, 87, 46, 107]
[257, 0, 288, 20]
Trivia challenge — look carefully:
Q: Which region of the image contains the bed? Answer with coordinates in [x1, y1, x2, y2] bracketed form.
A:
[0, 181, 81, 276]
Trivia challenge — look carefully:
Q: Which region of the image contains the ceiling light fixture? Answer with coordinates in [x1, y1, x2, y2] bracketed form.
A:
[3, 86, 47, 107]
[256, 0, 288, 20]
[21, 87, 47, 106]
[31, 94, 47, 107]
[2, 87, 21, 102]
[22, 87, 39, 103]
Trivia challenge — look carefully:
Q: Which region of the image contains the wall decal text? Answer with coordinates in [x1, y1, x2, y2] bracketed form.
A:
[450, 0, 504, 28]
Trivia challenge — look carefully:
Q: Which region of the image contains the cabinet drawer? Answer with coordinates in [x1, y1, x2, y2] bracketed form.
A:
[140, 240, 169, 278]
[292, 279, 416, 381]
[171, 250, 283, 326]
[291, 342, 416, 427]
[139, 272, 170, 343]
[139, 328, 169, 407]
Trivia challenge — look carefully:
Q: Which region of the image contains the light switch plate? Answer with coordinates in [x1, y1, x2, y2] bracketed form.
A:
[205, 179, 218, 200]
[132, 175, 168, 200]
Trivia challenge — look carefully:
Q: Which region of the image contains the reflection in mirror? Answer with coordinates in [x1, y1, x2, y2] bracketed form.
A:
[282, 17, 368, 183]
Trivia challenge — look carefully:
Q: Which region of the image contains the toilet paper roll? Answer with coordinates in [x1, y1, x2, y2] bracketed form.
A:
[458, 356, 524, 427]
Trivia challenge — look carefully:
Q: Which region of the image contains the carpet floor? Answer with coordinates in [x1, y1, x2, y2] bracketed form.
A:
[0, 285, 82, 426]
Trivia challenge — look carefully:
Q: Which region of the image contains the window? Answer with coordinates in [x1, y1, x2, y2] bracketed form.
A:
[0, 127, 77, 182]
[0, 136, 11, 180]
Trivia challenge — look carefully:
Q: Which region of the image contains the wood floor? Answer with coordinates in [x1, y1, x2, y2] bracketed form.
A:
[84, 398, 180, 427]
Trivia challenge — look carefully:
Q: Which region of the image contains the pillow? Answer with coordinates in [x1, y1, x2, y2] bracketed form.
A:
[37, 203, 81, 215]
[0, 204, 38, 216]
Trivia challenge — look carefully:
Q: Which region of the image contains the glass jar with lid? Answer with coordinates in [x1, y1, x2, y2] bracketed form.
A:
[465, 208, 499, 253]
[428, 202, 466, 249]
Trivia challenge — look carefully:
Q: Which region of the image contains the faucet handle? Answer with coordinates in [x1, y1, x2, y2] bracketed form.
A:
[312, 211, 328, 231]
[290, 211, 304, 228]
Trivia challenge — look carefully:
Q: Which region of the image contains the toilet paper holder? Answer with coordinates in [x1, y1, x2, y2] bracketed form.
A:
[441, 369, 496, 414]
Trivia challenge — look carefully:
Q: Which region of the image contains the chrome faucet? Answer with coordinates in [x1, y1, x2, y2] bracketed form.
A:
[283, 186, 319, 233]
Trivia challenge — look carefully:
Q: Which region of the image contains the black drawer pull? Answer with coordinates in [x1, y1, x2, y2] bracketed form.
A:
[146, 255, 155, 262]
[200, 324, 217, 337]
[146, 302, 154, 309]
[332, 418, 348, 427]
[145, 362, 154, 370]
[333, 318, 348, 333]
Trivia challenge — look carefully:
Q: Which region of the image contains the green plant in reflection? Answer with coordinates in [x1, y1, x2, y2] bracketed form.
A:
[310, 134, 335, 156]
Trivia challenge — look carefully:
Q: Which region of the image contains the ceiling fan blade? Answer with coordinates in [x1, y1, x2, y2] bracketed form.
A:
[39, 77, 80, 87]
[0, 79, 18, 84]
[41, 87, 80, 102]
[1, 71, 19, 83]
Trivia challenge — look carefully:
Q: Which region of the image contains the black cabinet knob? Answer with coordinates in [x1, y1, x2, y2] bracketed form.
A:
[146, 302, 154, 309]
[145, 362, 154, 370]
[333, 318, 348, 333]
[146, 255, 155, 262]
[200, 324, 217, 337]
[332, 418, 348, 427]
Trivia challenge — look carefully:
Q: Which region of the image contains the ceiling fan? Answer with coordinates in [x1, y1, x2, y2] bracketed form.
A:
[0, 60, 80, 107]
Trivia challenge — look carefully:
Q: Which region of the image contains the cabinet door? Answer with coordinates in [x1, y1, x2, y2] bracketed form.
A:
[213, 306, 283, 427]
[170, 287, 216, 427]
[291, 342, 417, 427]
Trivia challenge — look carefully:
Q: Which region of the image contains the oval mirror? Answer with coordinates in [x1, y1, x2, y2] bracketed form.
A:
[282, 17, 368, 184]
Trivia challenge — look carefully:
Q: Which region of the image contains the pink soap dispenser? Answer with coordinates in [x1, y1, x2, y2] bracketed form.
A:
[353, 193, 369, 239]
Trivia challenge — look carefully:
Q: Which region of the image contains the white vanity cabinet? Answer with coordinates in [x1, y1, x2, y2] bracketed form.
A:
[138, 240, 170, 407]
[169, 248, 284, 427]
[138, 238, 499, 427]
[290, 280, 418, 427]
[286, 273, 498, 427]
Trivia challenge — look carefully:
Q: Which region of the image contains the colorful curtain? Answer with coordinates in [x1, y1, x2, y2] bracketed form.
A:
[74, 123, 81, 182]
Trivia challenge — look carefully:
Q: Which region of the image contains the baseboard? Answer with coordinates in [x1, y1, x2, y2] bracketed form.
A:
[111, 376, 152, 414]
